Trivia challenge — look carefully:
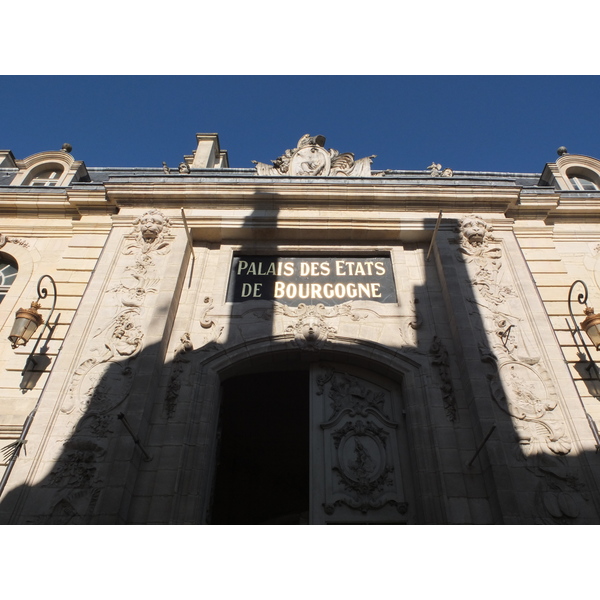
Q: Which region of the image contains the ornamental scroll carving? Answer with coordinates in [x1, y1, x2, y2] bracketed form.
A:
[45, 211, 173, 521]
[456, 215, 571, 457]
[64, 211, 172, 418]
[317, 368, 408, 517]
[252, 134, 376, 177]
[429, 336, 457, 421]
[0, 232, 29, 248]
[164, 333, 193, 417]
[273, 301, 367, 350]
[456, 215, 589, 522]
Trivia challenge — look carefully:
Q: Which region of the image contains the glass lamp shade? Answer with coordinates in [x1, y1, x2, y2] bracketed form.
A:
[8, 302, 44, 348]
[581, 306, 600, 351]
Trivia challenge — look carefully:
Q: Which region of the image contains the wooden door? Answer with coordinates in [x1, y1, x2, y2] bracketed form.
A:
[309, 363, 414, 524]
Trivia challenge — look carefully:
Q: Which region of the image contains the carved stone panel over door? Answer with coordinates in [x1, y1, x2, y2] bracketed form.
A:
[309, 363, 415, 524]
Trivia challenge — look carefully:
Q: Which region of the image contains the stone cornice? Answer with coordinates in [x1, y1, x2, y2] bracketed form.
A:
[104, 180, 521, 213]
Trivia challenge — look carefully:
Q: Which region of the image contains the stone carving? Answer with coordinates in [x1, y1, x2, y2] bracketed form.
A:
[39, 487, 101, 525]
[126, 209, 172, 255]
[318, 368, 408, 517]
[64, 308, 143, 415]
[179, 162, 190, 174]
[528, 454, 588, 524]
[45, 439, 105, 489]
[56, 209, 174, 514]
[199, 296, 216, 329]
[398, 298, 423, 346]
[195, 296, 224, 351]
[490, 316, 540, 365]
[318, 370, 388, 420]
[429, 336, 457, 421]
[456, 213, 580, 521]
[427, 162, 453, 177]
[64, 213, 170, 417]
[164, 333, 193, 417]
[484, 358, 571, 456]
[328, 419, 400, 514]
[459, 214, 496, 249]
[0, 232, 29, 248]
[162, 162, 170, 174]
[273, 301, 367, 350]
[252, 134, 376, 177]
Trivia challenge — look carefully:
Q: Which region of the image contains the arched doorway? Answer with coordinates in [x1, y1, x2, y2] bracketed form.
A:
[209, 360, 416, 524]
[210, 369, 310, 524]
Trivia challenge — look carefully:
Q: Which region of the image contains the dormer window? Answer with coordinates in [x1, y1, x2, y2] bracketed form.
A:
[28, 168, 63, 187]
[10, 150, 88, 188]
[569, 175, 598, 191]
[538, 153, 600, 192]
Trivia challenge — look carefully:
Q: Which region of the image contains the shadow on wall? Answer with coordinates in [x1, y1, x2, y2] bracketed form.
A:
[1, 207, 599, 524]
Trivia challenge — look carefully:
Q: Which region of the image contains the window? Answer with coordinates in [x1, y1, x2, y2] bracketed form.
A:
[29, 168, 63, 187]
[569, 175, 599, 191]
[0, 254, 18, 303]
[10, 151, 88, 188]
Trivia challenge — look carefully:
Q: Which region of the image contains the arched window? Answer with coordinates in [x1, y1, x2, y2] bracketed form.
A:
[569, 175, 599, 191]
[28, 168, 63, 187]
[0, 253, 18, 303]
[23, 165, 65, 187]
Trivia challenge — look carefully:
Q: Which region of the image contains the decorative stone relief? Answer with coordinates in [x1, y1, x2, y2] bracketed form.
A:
[65, 210, 172, 414]
[49, 210, 174, 519]
[397, 298, 423, 346]
[483, 356, 571, 456]
[317, 368, 408, 516]
[164, 333, 193, 417]
[429, 336, 457, 421]
[427, 162, 453, 177]
[451, 214, 592, 520]
[125, 209, 172, 256]
[327, 419, 401, 514]
[199, 296, 216, 329]
[527, 454, 588, 524]
[316, 369, 388, 420]
[273, 301, 367, 350]
[456, 215, 573, 457]
[252, 134, 376, 177]
[195, 296, 224, 351]
[0, 232, 29, 248]
[36, 487, 102, 525]
[64, 308, 143, 415]
[44, 439, 105, 489]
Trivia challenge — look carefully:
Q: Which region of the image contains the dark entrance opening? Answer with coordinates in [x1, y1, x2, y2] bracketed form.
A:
[210, 369, 310, 524]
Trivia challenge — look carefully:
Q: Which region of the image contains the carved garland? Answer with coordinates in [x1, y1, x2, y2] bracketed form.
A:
[457, 215, 587, 523]
[46, 210, 173, 522]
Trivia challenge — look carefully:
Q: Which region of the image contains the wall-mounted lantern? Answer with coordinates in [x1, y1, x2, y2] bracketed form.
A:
[8, 302, 45, 348]
[567, 279, 600, 452]
[580, 305, 600, 351]
[7, 275, 57, 372]
[0, 275, 58, 498]
[569, 280, 600, 360]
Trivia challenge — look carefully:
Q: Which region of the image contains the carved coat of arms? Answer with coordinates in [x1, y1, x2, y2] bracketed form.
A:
[252, 134, 375, 177]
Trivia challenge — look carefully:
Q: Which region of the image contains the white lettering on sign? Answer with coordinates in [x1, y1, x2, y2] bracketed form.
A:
[230, 256, 394, 303]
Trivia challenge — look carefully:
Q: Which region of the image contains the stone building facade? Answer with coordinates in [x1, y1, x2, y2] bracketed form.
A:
[1, 133, 600, 524]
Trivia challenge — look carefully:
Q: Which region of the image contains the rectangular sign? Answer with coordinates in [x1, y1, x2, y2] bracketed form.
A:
[227, 256, 397, 304]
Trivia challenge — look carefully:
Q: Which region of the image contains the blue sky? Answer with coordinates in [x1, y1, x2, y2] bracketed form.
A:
[2, 75, 600, 174]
